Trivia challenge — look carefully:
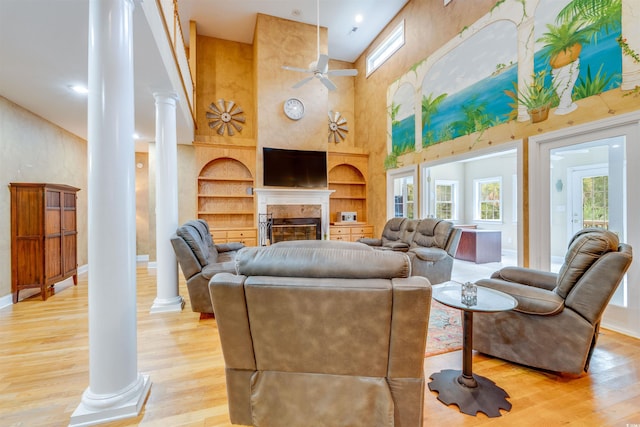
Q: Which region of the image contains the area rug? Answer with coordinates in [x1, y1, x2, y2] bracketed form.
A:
[425, 300, 463, 357]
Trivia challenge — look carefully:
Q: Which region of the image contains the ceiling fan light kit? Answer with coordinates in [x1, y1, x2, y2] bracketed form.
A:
[281, 0, 358, 91]
[206, 99, 246, 136]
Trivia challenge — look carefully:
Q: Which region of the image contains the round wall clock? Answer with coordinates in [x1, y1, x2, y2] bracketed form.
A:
[283, 98, 305, 120]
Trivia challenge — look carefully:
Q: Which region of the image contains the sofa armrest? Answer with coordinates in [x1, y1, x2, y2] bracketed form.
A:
[209, 273, 256, 370]
[170, 235, 202, 279]
[216, 242, 245, 253]
[357, 237, 382, 246]
[445, 227, 462, 257]
[409, 247, 448, 262]
[491, 266, 558, 291]
[476, 278, 564, 315]
[387, 276, 431, 378]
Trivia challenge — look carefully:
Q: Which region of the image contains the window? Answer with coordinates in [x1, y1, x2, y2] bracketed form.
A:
[366, 20, 405, 77]
[387, 165, 417, 219]
[393, 176, 415, 218]
[474, 177, 502, 221]
[435, 180, 457, 220]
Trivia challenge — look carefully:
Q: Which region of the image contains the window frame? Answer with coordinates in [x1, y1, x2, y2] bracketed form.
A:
[434, 179, 458, 220]
[474, 176, 502, 222]
[366, 20, 405, 77]
[387, 164, 418, 220]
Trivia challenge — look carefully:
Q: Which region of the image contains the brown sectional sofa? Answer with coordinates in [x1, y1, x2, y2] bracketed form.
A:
[170, 219, 244, 314]
[358, 217, 462, 285]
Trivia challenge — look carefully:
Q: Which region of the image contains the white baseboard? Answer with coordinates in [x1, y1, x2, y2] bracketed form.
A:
[0, 293, 13, 310]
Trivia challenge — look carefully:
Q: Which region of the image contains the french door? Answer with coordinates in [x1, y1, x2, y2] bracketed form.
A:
[531, 112, 640, 337]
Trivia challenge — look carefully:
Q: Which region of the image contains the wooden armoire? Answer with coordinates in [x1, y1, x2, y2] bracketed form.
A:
[9, 183, 80, 302]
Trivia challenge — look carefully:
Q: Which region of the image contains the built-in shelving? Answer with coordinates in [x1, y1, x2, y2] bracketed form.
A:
[197, 158, 255, 229]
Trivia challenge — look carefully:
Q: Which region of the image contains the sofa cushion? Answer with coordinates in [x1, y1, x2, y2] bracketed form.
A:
[476, 278, 565, 315]
[381, 217, 406, 246]
[177, 224, 211, 267]
[555, 229, 619, 299]
[201, 258, 237, 280]
[410, 218, 452, 249]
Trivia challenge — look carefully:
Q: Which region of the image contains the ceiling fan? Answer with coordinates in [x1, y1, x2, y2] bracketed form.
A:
[282, 0, 358, 91]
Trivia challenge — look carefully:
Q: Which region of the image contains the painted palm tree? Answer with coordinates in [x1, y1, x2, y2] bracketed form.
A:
[421, 92, 447, 146]
[388, 102, 401, 126]
[539, 0, 621, 115]
[556, 0, 621, 36]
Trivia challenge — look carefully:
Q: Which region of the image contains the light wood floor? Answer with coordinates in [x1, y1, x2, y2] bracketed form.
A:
[1, 266, 639, 427]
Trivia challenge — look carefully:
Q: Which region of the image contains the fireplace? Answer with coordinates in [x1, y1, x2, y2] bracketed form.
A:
[271, 217, 322, 243]
[254, 188, 334, 245]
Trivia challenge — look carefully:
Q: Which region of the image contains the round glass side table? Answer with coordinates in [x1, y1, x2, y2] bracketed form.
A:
[428, 281, 518, 417]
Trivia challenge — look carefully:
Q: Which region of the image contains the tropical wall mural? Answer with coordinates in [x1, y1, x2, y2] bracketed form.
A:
[388, 0, 624, 156]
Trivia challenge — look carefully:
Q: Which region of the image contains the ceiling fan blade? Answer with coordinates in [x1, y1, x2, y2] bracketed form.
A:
[336, 129, 346, 140]
[316, 54, 329, 73]
[327, 69, 358, 77]
[226, 100, 236, 113]
[319, 76, 337, 91]
[205, 112, 218, 119]
[232, 115, 246, 123]
[217, 123, 227, 135]
[227, 124, 236, 136]
[292, 75, 314, 88]
[282, 65, 313, 73]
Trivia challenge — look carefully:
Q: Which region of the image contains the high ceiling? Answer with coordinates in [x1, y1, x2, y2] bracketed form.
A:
[0, 0, 408, 147]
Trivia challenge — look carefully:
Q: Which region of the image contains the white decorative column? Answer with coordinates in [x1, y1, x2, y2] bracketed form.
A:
[150, 92, 184, 313]
[70, 0, 151, 425]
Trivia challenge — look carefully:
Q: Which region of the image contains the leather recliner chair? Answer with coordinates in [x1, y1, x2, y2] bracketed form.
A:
[170, 219, 244, 314]
[209, 242, 432, 426]
[473, 228, 633, 375]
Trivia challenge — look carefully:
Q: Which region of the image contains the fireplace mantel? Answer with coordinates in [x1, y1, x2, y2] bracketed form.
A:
[255, 188, 334, 237]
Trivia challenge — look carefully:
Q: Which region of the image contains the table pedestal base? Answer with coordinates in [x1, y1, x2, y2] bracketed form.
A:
[428, 369, 511, 417]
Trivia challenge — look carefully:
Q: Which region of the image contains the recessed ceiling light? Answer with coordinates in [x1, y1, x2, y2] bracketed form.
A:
[355, 14, 363, 23]
[70, 85, 88, 94]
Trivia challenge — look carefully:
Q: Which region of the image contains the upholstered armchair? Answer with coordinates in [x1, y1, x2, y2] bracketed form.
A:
[170, 219, 244, 314]
[408, 218, 461, 285]
[209, 242, 431, 427]
[473, 228, 632, 375]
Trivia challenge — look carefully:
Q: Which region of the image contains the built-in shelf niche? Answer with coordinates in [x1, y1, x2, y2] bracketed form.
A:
[197, 157, 254, 229]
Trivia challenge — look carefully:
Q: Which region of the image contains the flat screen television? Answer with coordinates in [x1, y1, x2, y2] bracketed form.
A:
[263, 147, 327, 188]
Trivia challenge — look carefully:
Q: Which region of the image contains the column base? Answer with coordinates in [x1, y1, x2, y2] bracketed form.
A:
[150, 295, 185, 313]
[69, 374, 151, 427]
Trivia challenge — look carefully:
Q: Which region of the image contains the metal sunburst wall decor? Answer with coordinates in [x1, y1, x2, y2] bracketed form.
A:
[328, 111, 348, 143]
[206, 99, 246, 136]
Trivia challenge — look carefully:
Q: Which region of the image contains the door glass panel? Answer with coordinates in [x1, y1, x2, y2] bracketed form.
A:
[393, 175, 415, 218]
[550, 136, 626, 306]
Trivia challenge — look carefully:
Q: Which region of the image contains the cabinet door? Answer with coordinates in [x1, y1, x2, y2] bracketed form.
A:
[44, 189, 63, 281]
[62, 190, 78, 276]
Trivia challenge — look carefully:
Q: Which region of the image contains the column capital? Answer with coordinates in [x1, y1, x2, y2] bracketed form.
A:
[153, 92, 179, 104]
